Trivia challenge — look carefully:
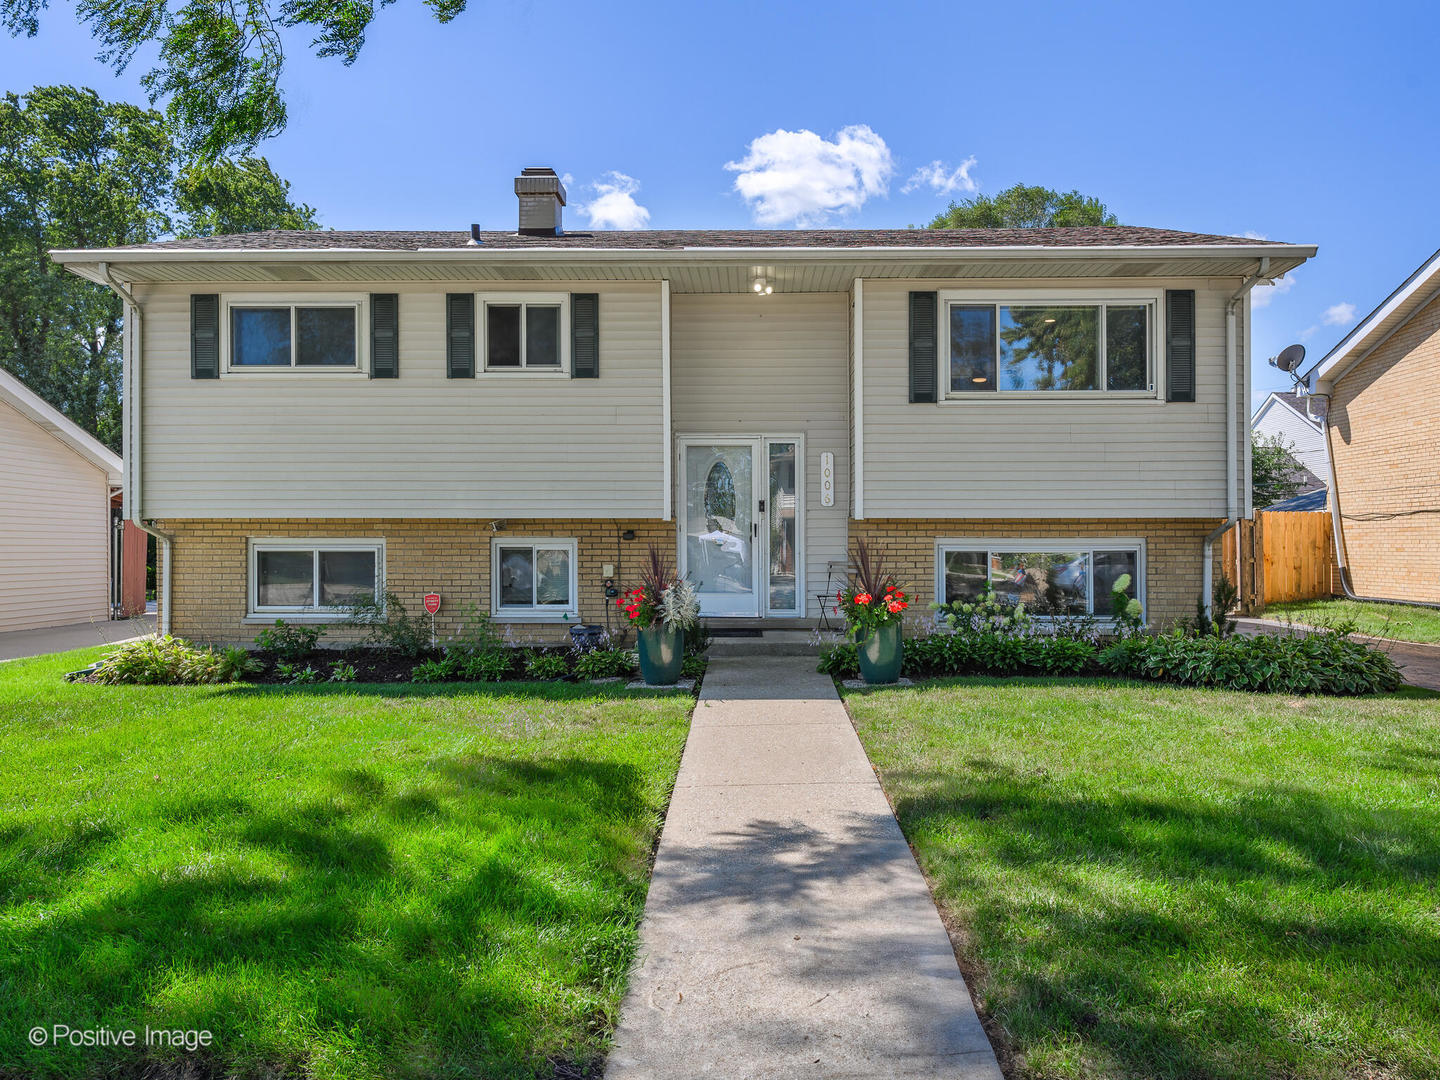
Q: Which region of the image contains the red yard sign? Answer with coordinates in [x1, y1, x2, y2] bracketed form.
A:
[423, 594, 441, 615]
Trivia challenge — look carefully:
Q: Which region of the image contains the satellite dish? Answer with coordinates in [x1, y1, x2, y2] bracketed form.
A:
[1271, 343, 1307, 373]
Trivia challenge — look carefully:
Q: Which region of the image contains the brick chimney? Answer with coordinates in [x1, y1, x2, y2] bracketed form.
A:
[515, 167, 566, 237]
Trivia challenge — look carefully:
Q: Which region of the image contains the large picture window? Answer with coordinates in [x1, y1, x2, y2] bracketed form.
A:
[492, 538, 578, 618]
[936, 540, 1143, 620]
[944, 296, 1154, 396]
[249, 539, 382, 616]
[481, 294, 569, 371]
[230, 303, 359, 369]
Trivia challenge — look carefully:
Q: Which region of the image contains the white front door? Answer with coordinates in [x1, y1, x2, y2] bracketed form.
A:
[679, 437, 804, 618]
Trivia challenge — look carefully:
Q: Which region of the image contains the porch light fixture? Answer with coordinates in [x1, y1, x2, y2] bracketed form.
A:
[752, 277, 772, 296]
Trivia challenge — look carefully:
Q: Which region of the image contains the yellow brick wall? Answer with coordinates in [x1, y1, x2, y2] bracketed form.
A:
[848, 518, 1224, 628]
[154, 518, 673, 645]
[1327, 293, 1440, 603]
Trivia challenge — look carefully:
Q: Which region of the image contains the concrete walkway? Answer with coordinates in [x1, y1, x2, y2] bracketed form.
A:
[1237, 617, 1440, 691]
[606, 657, 1002, 1080]
[0, 616, 153, 663]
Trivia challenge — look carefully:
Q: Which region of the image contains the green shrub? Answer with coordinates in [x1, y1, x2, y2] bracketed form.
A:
[1099, 628, 1401, 695]
[459, 650, 514, 682]
[328, 660, 358, 683]
[411, 656, 458, 684]
[817, 642, 860, 678]
[681, 653, 708, 680]
[346, 592, 434, 658]
[253, 619, 323, 661]
[91, 636, 260, 685]
[523, 652, 570, 681]
[276, 661, 320, 685]
[573, 648, 635, 681]
[685, 623, 712, 657]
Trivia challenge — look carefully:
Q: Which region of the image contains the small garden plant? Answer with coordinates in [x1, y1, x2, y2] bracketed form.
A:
[834, 540, 909, 640]
[253, 619, 324, 661]
[90, 636, 259, 685]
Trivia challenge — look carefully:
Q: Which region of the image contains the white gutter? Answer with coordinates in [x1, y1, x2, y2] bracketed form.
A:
[100, 262, 172, 636]
[660, 279, 672, 521]
[52, 242, 1318, 267]
[852, 277, 864, 520]
[1204, 258, 1271, 618]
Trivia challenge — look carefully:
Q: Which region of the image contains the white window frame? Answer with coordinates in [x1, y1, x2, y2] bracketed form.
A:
[221, 293, 369, 377]
[933, 537, 1147, 623]
[938, 287, 1162, 402]
[247, 538, 385, 620]
[478, 292, 571, 374]
[491, 537, 579, 620]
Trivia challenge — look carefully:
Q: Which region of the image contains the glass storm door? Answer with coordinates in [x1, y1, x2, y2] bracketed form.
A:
[682, 441, 760, 616]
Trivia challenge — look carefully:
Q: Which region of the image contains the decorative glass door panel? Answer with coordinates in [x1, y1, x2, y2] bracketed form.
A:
[767, 441, 799, 613]
[683, 442, 759, 616]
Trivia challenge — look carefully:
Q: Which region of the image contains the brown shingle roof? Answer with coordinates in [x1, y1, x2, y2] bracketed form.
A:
[118, 226, 1295, 253]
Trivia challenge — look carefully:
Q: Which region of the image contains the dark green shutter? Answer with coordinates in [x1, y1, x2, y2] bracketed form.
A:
[446, 293, 474, 378]
[571, 293, 599, 378]
[908, 291, 938, 403]
[1165, 290, 1197, 402]
[191, 294, 219, 379]
[370, 294, 399, 379]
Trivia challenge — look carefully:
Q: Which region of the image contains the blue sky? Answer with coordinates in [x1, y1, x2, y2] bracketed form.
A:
[5, 0, 1438, 407]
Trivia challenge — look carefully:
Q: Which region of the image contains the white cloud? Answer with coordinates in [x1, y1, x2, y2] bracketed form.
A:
[1250, 272, 1296, 310]
[902, 157, 979, 196]
[1322, 301, 1357, 327]
[580, 171, 651, 230]
[1241, 230, 1268, 240]
[725, 125, 894, 226]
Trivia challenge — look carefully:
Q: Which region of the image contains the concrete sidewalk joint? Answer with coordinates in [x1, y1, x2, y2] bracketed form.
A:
[606, 656, 1003, 1080]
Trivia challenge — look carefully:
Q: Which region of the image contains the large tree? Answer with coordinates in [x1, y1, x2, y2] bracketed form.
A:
[929, 183, 1119, 229]
[2, 0, 465, 158]
[0, 85, 317, 449]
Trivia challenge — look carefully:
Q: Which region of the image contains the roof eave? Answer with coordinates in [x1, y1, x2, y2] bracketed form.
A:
[1306, 247, 1440, 391]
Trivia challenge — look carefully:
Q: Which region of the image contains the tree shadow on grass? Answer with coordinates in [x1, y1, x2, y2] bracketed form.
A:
[887, 762, 1440, 1079]
[0, 754, 658, 1080]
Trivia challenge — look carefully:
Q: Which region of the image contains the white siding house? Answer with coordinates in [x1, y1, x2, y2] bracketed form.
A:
[0, 369, 122, 632]
[1252, 390, 1328, 478]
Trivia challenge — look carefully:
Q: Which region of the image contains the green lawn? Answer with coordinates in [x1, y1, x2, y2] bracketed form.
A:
[0, 647, 692, 1080]
[1265, 598, 1440, 644]
[846, 677, 1440, 1080]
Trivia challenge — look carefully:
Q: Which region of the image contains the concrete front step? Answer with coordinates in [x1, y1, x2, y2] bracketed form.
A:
[707, 630, 824, 657]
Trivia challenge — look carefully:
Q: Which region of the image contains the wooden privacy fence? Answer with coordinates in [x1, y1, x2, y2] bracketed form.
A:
[1222, 511, 1336, 612]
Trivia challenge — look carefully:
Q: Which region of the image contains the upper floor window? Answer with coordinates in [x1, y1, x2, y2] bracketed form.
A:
[230, 303, 359, 369]
[944, 292, 1156, 397]
[481, 293, 569, 372]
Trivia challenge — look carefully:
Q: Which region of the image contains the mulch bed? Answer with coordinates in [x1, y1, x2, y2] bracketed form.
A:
[248, 646, 428, 684]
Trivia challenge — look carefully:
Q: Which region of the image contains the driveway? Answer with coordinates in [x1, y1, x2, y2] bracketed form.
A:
[0, 616, 153, 662]
[1237, 617, 1440, 691]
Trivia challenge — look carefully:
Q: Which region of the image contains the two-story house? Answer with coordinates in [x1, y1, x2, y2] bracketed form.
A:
[53, 168, 1312, 643]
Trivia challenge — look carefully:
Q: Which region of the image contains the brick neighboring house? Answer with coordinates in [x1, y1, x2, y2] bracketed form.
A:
[51, 167, 1314, 644]
[1305, 247, 1440, 605]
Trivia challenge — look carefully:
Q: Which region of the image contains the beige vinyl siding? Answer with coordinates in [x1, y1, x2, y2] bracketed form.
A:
[670, 293, 851, 611]
[0, 399, 111, 631]
[135, 281, 665, 518]
[860, 279, 1247, 518]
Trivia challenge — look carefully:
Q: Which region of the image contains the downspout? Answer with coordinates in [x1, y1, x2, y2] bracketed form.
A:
[1204, 258, 1270, 617]
[1312, 392, 1440, 610]
[100, 262, 173, 635]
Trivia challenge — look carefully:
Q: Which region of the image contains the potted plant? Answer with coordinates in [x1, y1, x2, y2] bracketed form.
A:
[617, 545, 700, 685]
[835, 540, 909, 684]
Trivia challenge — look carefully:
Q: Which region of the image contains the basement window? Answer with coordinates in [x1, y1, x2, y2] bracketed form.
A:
[935, 539, 1144, 620]
[492, 538, 577, 619]
[249, 539, 383, 617]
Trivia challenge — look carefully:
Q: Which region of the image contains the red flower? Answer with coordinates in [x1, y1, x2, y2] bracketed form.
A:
[854, 592, 872, 605]
[886, 599, 904, 614]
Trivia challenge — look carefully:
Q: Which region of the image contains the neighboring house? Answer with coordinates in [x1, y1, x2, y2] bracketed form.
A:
[0, 368, 134, 632]
[51, 168, 1313, 642]
[1252, 390, 1329, 478]
[1304, 247, 1440, 605]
